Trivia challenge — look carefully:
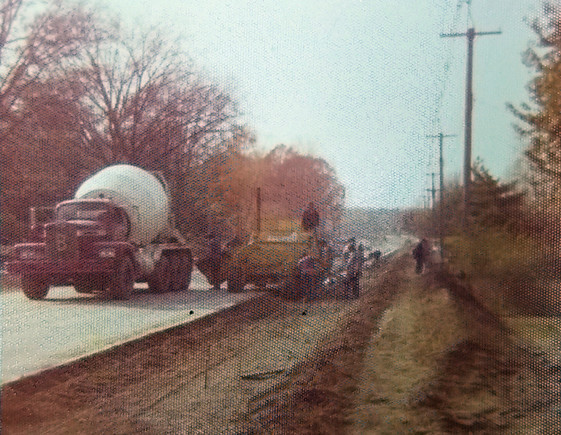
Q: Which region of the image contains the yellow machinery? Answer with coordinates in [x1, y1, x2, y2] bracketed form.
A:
[197, 190, 332, 294]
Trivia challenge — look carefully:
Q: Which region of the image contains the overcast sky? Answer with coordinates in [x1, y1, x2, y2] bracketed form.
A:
[93, 0, 539, 208]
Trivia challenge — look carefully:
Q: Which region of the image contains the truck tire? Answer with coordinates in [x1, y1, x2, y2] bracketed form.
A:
[74, 277, 97, 294]
[227, 267, 245, 293]
[168, 253, 180, 292]
[282, 273, 301, 300]
[170, 253, 187, 292]
[148, 255, 171, 293]
[108, 256, 135, 300]
[22, 275, 49, 300]
[178, 251, 193, 291]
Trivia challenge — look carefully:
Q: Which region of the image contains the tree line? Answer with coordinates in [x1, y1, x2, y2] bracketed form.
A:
[404, 1, 561, 313]
[0, 0, 345, 243]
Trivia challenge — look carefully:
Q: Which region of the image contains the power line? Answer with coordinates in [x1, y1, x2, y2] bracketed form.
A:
[432, 1, 465, 130]
[441, 27, 501, 226]
[427, 133, 457, 261]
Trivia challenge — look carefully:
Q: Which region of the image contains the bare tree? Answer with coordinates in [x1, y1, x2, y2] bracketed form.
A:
[72, 27, 242, 173]
[0, 1, 248, 241]
[0, 1, 108, 121]
[68, 26, 248, 235]
[0, 1, 110, 241]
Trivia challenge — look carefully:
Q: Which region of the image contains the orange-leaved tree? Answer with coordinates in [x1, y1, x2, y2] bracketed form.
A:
[208, 145, 345, 238]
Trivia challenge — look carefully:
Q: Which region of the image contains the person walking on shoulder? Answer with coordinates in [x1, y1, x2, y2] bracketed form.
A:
[412, 238, 430, 274]
[345, 244, 363, 299]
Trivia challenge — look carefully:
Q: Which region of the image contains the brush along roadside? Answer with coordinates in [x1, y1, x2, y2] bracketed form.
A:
[349, 268, 560, 434]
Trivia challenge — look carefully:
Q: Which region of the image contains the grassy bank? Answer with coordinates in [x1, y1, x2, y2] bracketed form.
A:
[445, 229, 558, 315]
[350, 274, 473, 433]
[347, 263, 561, 434]
[506, 315, 561, 433]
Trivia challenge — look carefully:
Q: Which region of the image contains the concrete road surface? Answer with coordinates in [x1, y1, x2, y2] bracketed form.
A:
[1, 270, 257, 385]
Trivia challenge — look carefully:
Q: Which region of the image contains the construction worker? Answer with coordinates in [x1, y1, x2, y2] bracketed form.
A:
[301, 202, 320, 232]
[345, 243, 363, 299]
[298, 252, 318, 302]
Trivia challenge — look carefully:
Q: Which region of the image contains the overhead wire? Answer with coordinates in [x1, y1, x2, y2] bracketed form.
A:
[426, 1, 464, 170]
[434, 0, 465, 131]
[466, 0, 476, 28]
[421, 0, 466, 205]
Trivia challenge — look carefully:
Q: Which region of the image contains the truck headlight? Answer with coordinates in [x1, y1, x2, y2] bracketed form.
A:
[99, 247, 116, 258]
[20, 249, 44, 260]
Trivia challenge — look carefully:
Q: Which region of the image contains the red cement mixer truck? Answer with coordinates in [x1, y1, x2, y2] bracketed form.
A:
[7, 164, 193, 300]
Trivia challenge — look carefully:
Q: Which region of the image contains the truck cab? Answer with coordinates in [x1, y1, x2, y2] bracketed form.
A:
[8, 199, 136, 300]
[54, 199, 130, 241]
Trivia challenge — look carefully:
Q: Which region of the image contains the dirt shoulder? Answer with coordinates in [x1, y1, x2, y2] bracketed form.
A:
[345, 267, 561, 434]
[4, 254, 556, 434]
[1, 256, 404, 434]
[261, 258, 561, 434]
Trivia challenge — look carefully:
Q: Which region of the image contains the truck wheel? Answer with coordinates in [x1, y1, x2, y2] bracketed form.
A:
[179, 251, 193, 291]
[168, 254, 180, 292]
[108, 257, 135, 300]
[22, 275, 49, 300]
[227, 268, 245, 293]
[74, 278, 96, 294]
[170, 253, 188, 292]
[148, 255, 171, 293]
[282, 274, 300, 300]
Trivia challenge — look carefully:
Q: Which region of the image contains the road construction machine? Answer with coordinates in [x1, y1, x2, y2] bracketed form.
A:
[197, 189, 332, 296]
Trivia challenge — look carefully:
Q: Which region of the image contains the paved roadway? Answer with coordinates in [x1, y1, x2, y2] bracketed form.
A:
[1, 235, 409, 385]
[1, 270, 257, 385]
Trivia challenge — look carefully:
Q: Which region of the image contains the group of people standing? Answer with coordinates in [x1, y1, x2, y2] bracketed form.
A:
[297, 236, 365, 302]
[202, 202, 371, 301]
[299, 202, 367, 302]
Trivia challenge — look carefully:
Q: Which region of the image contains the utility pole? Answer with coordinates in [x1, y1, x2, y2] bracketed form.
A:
[428, 133, 456, 263]
[256, 187, 261, 236]
[441, 27, 501, 225]
[426, 172, 437, 209]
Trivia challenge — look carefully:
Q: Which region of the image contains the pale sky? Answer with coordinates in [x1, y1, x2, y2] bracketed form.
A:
[91, 0, 539, 208]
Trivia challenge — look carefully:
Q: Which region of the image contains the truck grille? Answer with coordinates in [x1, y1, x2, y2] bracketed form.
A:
[46, 224, 79, 261]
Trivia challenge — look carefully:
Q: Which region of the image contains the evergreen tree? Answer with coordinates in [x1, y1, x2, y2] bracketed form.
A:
[508, 1, 561, 205]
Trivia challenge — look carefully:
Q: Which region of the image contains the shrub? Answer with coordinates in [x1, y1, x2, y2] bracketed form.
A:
[445, 228, 554, 314]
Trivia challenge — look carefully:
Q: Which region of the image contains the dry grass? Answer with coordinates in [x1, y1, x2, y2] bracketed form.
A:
[508, 316, 561, 354]
[505, 315, 561, 433]
[346, 265, 561, 434]
[445, 230, 555, 315]
[349, 277, 469, 433]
